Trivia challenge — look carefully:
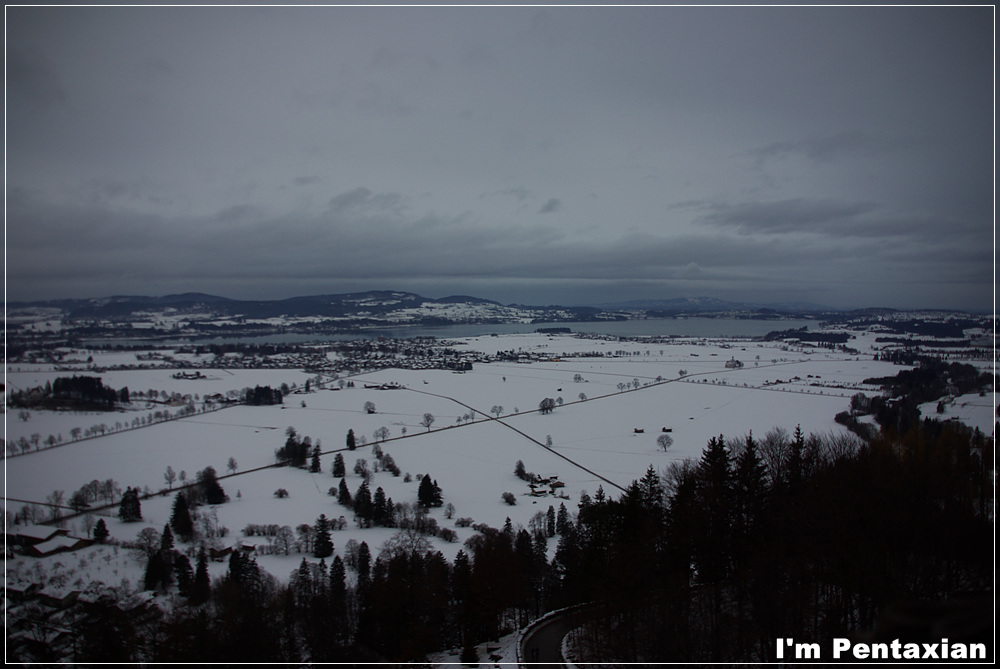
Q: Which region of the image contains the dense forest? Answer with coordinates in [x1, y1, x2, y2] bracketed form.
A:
[7, 375, 128, 411]
[51, 412, 993, 664]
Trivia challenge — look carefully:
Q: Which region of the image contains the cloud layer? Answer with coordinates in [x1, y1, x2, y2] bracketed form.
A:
[6, 6, 993, 310]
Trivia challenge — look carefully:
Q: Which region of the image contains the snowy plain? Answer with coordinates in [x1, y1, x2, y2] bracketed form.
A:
[5, 330, 990, 601]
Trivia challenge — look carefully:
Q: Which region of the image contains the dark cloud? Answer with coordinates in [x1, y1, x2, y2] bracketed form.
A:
[480, 187, 531, 202]
[215, 204, 259, 223]
[539, 198, 561, 214]
[327, 187, 406, 217]
[4, 6, 992, 311]
[744, 131, 902, 165]
[694, 199, 881, 236]
[7, 46, 66, 111]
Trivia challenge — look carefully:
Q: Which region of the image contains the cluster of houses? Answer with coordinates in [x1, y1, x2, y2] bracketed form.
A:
[6, 576, 160, 663]
[526, 476, 567, 498]
[6, 525, 95, 559]
[5, 524, 142, 663]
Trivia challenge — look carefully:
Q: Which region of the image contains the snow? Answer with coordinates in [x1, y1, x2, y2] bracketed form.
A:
[918, 392, 996, 435]
[5, 331, 992, 597]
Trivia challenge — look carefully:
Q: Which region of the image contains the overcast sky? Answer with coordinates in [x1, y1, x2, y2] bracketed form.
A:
[6, 5, 994, 310]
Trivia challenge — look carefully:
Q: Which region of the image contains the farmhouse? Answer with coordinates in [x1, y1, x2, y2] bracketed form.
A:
[24, 534, 94, 558]
[8, 524, 64, 545]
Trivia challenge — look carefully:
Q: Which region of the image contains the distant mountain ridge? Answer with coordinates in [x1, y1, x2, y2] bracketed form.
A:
[6, 290, 610, 325]
[8, 290, 841, 322]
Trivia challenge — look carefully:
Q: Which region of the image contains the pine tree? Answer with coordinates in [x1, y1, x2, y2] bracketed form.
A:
[418, 473, 443, 508]
[161, 523, 175, 552]
[293, 557, 313, 607]
[347, 429, 356, 451]
[118, 486, 142, 522]
[731, 432, 767, 658]
[337, 477, 352, 506]
[328, 554, 348, 647]
[640, 465, 664, 509]
[384, 496, 395, 527]
[733, 432, 767, 538]
[170, 492, 194, 542]
[546, 505, 556, 537]
[372, 486, 388, 527]
[332, 452, 346, 478]
[174, 554, 194, 597]
[556, 502, 570, 535]
[787, 424, 805, 487]
[357, 541, 371, 582]
[93, 518, 109, 543]
[695, 434, 732, 659]
[330, 554, 346, 603]
[354, 481, 373, 526]
[695, 435, 731, 583]
[314, 514, 333, 558]
[310, 444, 322, 473]
[191, 548, 210, 604]
[197, 466, 227, 505]
[143, 550, 170, 591]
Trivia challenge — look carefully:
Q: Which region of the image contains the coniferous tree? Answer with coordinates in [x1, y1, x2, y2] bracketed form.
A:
[314, 514, 334, 558]
[170, 492, 194, 542]
[787, 424, 805, 487]
[556, 502, 570, 535]
[384, 496, 395, 528]
[347, 429, 356, 451]
[293, 557, 313, 607]
[332, 452, 346, 478]
[337, 477, 352, 506]
[191, 548, 211, 604]
[93, 518, 109, 543]
[329, 554, 347, 611]
[118, 486, 142, 522]
[174, 554, 194, 597]
[733, 433, 767, 539]
[144, 550, 170, 591]
[197, 466, 227, 505]
[546, 505, 556, 537]
[695, 435, 732, 660]
[357, 541, 371, 582]
[354, 481, 373, 526]
[161, 523, 175, 552]
[417, 474, 443, 508]
[372, 487, 388, 526]
[310, 444, 322, 473]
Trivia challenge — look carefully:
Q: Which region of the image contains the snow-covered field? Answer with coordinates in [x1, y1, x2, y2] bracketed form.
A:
[5, 332, 991, 594]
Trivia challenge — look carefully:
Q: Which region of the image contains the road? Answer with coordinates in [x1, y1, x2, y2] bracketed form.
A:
[521, 612, 577, 668]
[520, 605, 603, 668]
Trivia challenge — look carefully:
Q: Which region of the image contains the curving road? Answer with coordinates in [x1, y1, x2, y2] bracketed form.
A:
[521, 612, 576, 668]
[520, 605, 604, 668]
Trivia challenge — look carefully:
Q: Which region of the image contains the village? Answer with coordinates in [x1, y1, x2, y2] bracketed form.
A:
[4, 321, 993, 663]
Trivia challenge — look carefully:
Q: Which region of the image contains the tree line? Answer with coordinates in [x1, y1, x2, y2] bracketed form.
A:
[8, 375, 128, 410]
[50, 412, 991, 664]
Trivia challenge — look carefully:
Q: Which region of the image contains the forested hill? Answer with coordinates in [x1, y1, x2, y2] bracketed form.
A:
[6, 291, 613, 323]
